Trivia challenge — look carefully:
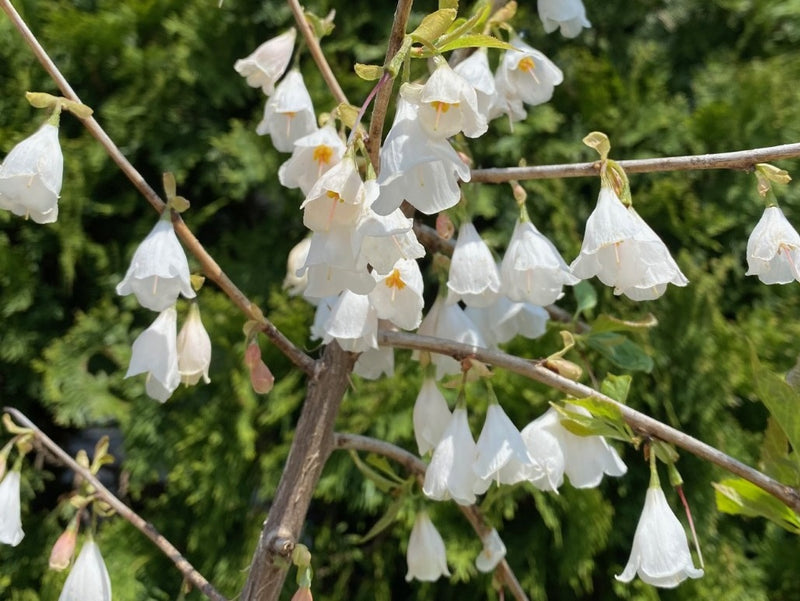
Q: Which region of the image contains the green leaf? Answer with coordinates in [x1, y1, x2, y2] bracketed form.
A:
[355, 495, 405, 544]
[552, 404, 629, 441]
[348, 450, 400, 493]
[760, 417, 800, 486]
[409, 9, 457, 44]
[600, 373, 632, 403]
[439, 0, 458, 8]
[752, 350, 800, 472]
[437, 33, 513, 53]
[573, 280, 597, 317]
[591, 313, 658, 334]
[354, 63, 384, 81]
[585, 332, 654, 373]
[366, 454, 406, 486]
[713, 478, 800, 535]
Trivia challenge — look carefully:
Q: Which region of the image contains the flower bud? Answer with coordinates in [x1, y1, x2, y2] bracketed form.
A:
[435, 213, 454, 240]
[543, 358, 583, 381]
[49, 526, 78, 571]
[245, 343, 275, 394]
[291, 587, 313, 601]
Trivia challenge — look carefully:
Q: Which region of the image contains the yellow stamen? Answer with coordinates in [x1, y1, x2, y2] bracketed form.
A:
[518, 57, 540, 84]
[326, 190, 342, 229]
[385, 268, 406, 291]
[312, 145, 334, 175]
[430, 100, 458, 130]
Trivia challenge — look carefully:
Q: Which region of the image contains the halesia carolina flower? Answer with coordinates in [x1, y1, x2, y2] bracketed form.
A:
[570, 187, 688, 300]
[453, 49, 498, 120]
[278, 125, 346, 195]
[745, 205, 800, 284]
[58, 539, 112, 601]
[321, 291, 379, 352]
[0, 470, 24, 546]
[501, 219, 579, 306]
[415, 297, 486, 379]
[244, 343, 275, 394]
[616, 486, 704, 587]
[49, 525, 78, 571]
[0, 123, 63, 224]
[125, 306, 180, 403]
[358, 205, 425, 275]
[257, 69, 317, 152]
[353, 346, 394, 380]
[423, 407, 479, 505]
[405, 511, 451, 582]
[475, 528, 507, 573]
[473, 403, 536, 493]
[234, 28, 296, 95]
[283, 237, 312, 297]
[447, 222, 501, 308]
[413, 378, 452, 455]
[538, 0, 591, 38]
[116, 217, 196, 311]
[300, 157, 367, 232]
[465, 296, 548, 347]
[177, 302, 212, 385]
[369, 258, 425, 331]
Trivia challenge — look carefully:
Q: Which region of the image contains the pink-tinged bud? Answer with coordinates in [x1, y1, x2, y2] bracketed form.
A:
[49, 527, 77, 571]
[291, 587, 313, 601]
[435, 213, 455, 240]
[245, 343, 275, 394]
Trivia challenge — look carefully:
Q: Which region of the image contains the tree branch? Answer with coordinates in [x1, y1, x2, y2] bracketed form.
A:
[376, 330, 800, 514]
[241, 342, 358, 601]
[333, 432, 530, 601]
[287, 0, 348, 106]
[470, 142, 800, 183]
[0, 0, 315, 376]
[3, 407, 229, 601]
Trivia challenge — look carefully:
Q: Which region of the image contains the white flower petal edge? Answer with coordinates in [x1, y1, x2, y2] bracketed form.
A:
[473, 404, 534, 493]
[745, 206, 800, 284]
[125, 306, 180, 403]
[0, 471, 24, 546]
[423, 407, 478, 505]
[177, 303, 212, 385]
[405, 512, 451, 582]
[234, 28, 296, 95]
[58, 540, 112, 601]
[413, 378, 452, 456]
[616, 486, 704, 588]
[537, 0, 591, 38]
[447, 222, 501, 308]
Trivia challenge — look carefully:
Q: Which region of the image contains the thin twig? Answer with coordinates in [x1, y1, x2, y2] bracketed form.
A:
[333, 432, 531, 601]
[366, 0, 414, 169]
[0, 0, 315, 376]
[376, 330, 800, 514]
[287, 0, 348, 106]
[3, 407, 229, 601]
[470, 142, 800, 183]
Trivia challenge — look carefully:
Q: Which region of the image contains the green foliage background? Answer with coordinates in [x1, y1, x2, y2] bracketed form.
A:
[1, 0, 800, 600]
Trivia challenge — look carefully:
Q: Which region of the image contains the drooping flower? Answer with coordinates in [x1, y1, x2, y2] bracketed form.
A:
[283, 237, 312, 296]
[58, 539, 112, 601]
[745, 205, 800, 284]
[358, 206, 425, 274]
[234, 28, 296, 95]
[447, 221, 501, 308]
[465, 296, 548, 347]
[177, 302, 212, 385]
[413, 378, 452, 455]
[321, 290, 379, 352]
[453, 49, 498, 120]
[278, 125, 346, 195]
[570, 187, 688, 300]
[257, 69, 317, 152]
[244, 342, 275, 394]
[353, 346, 394, 380]
[0, 122, 63, 224]
[473, 403, 536, 493]
[501, 219, 579, 306]
[538, 0, 591, 38]
[369, 258, 425, 331]
[405, 511, 451, 582]
[616, 486, 704, 587]
[116, 217, 196, 312]
[475, 528, 507, 573]
[125, 306, 180, 403]
[423, 407, 479, 505]
[300, 157, 367, 232]
[0, 470, 24, 546]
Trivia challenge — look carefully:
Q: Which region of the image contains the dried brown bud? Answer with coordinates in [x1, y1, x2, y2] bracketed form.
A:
[245, 343, 275, 394]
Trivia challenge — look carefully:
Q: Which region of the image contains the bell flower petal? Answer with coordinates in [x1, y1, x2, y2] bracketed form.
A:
[234, 28, 296, 95]
[538, 0, 591, 38]
[453, 49, 498, 119]
[256, 69, 316, 152]
[353, 346, 394, 380]
[125, 306, 180, 403]
[58, 540, 112, 601]
[0, 471, 24, 546]
[369, 258, 424, 331]
[423, 407, 479, 505]
[413, 378, 452, 455]
[473, 404, 535, 493]
[278, 125, 345, 195]
[177, 302, 212, 385]
[465, 296, 548, 347]
[475, 528, 507, 573]
[745, 206, 800, 284]
[321, 291, 378, 352]
[405, 511, 451, 582]
[447, 222, 501, 308]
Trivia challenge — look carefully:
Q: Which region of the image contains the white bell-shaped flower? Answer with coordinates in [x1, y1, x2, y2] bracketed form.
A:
[453, 49, 498, 120]
[465, 296, 548, 347]
[283, 237, 312, 297]
[358, 206, 425, 274]
[423, 407, 479, 505]
[570, 187, 688, 300]
[0, 122, 63, 224]
[416, 297, 487, 379]
[177, 302, 211, 385]
[301, 157, 366, 232]
[501, 219, 579, 305]
[492, 37, 563, 116]
[256, 70, 317, 152]
[116, 217, 196, 312]
[519, 419, 564, 492]
[473, 403, 536, 493]
[373, 95, 471, 216]
[301, 228, 375, 298]
[413, 378, 452, 455]
[405, 511, 451, 582]
[538, 0, 591, 38]
[405, 62, 487, 139]
[321, 290, 378, 352]
[278, 125, 346, 195]
[234, 28, 296, 95]
[125, 306, 180, 403]
[616, 485, 704, 588]
[0, 471, 24, 546]
[745, 206, 800, 284]
[447, 222, 501, 308]
[353, 346, 394, 380]
[475, 528, 507, 573]
[369, 259, 424, 331]
[58, 539, 112, 601]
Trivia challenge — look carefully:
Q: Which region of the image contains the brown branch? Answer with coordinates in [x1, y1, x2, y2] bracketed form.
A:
[1, 0, 315, 376]
[3, 407, 229, 601]
[241, 342, 358, 601]
[470, 142, 800, 183]
[333, 432, 530, 601]
[366, 0, 414, 169]
[376, 330, 800, 514]
[287, 0, 348, 106]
